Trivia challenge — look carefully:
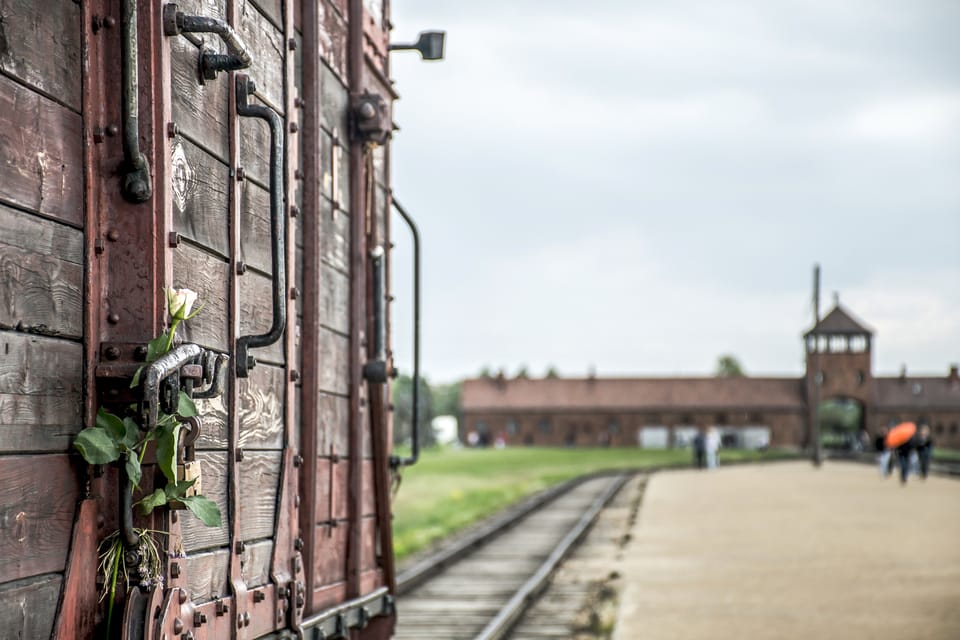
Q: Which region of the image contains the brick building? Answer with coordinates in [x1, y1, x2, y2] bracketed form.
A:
[461, 304, 960, 449]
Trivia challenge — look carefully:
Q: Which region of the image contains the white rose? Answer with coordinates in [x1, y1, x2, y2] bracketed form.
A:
[166, 287, 199, 320]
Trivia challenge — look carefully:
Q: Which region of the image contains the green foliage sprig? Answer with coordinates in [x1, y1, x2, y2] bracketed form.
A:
[73, 287, 221, 527]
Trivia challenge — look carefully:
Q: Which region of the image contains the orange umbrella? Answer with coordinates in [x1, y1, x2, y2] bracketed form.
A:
[886, 422, 916, 448]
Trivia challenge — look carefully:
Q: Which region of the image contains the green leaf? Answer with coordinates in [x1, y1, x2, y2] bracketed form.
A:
[130, 365, 144, 389]
[125, 451, 142, 489]
[96, 409, 125, 443]
[73, 428, 122, 465]
[156, 422, 181, 483]
[137, 489, 167, 516]
[181, 495, 222, 527]
[183, 301, 205, 321]
[121, 417, 140, 450]
[164, 478, 197, 500]
[177, 392, 198, 418]
[146, 333, 169, 362]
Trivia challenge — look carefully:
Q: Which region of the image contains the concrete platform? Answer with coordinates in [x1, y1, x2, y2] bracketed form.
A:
[613, 461, 960, 640]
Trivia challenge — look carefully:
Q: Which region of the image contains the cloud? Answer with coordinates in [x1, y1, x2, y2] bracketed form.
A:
[387, 0, 960, 382]
[846, 94, 960, 143]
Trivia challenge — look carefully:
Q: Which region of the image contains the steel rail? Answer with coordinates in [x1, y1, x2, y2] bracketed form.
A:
[396, 473, 605, 596]
[472, 474, 630, 640]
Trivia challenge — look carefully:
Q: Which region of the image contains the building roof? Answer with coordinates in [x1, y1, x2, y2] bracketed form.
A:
[462, 376, 806, 413]
[874, 376, 960, 411]
[805, 304, 874, 336]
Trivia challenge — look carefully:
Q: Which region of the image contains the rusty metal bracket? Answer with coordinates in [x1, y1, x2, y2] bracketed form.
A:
[350, 91, 392, 145]
[193, 352, 229, 399]
[390, 199, 421, 469]
[362, 246, 387, 383]
[235, 74, 286, 378]
[139, 343, 203, 430]
[162, 3, 253, 82]
[120, 0, 152, 202]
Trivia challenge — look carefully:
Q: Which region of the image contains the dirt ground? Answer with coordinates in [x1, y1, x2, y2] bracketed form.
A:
[613, 461, 960, 640]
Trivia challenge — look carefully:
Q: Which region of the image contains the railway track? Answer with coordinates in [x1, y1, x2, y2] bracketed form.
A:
[393, 474, 629, 640]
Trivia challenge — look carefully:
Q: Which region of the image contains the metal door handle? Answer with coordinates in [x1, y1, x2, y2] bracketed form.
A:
[235, 74, 286, 378]
[121, 0, 151, 202]
[162, 4, 253, 82]
[390, 199, 421, 468]
[363, 246, 387, 382]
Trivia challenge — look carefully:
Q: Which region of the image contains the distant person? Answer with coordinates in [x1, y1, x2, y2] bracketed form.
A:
[705, 427, 721, 469]
[915, 424, 934, 480]
[875, 426, 891, 478]
[692, 430, 706, 469]
[467, 430, 479, 447]
[895, 432, 916, 485]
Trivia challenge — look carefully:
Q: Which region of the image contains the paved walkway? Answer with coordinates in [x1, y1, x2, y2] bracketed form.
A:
[613, 461, 960, 640]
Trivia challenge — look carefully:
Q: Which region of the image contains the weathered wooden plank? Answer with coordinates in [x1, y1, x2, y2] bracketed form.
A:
[314, 522, 348, 586]
[172, 245, 230, 353]
[180, 451, 229, 552]
[361, 460, 376, 517]
[0, 392, 82, 453]
[238, 271, 286, 365]
[0, 454, 78, 583]
[313, 580, 346, 612]
[0, 0, 82, 110]
[0, 332, 81, 396]
[241, 538, 273, 588]
[239, 179, 273, 274]
[319, 9, 348, 85]
[0, 573, 61, 640]
[239, 0, 285, 114]
[193, 378, 229, 450]
[334, 141, 350, 213]
[239, 450, 281, 541]
[183, 548, 230, 603]
[0, 74, 83, 226]
[52, 498, 97, 639]
[315, 457, 348, 523]
[318, 327, 349, 395]
[0, 206, 82, 337]
[318, 392, 349, 456]
[361, 516, 377, 572]
[237, 99, 273, 190]
[239, 362, 285, 450]
[170, 31, 229, 161]
[319, 262, 349, 335]
[250, 0, 283, 30]
[170, 138, 230, 257]
[320, 198, 350, 274]
[0, 332, 81, 452]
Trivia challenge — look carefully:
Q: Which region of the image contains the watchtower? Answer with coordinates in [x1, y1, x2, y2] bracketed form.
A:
[804, 300, 875, 435]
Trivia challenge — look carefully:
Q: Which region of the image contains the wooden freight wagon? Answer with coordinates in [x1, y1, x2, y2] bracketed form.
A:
[0, 0, 420, 637]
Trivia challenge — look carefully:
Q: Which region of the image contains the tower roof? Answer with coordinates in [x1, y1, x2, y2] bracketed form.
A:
[805, 303, 873, 337]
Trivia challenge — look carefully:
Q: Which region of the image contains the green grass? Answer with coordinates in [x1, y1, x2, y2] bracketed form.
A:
[391, 446, 795, 562]
[933, 448, 960, 462]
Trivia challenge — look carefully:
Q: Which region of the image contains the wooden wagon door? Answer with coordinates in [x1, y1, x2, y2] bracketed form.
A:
[155, 0, 308, 634]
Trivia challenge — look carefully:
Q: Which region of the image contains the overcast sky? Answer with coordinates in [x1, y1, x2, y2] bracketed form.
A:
[386, 0, 960, 383]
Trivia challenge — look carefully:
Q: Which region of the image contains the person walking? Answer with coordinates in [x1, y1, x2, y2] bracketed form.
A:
[705, 427, 721, 469]
[896, 432, 916, 485]
[692, 430, 706, 469]
[875, 426, 891, 478]
[915, 423, 934, 480]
